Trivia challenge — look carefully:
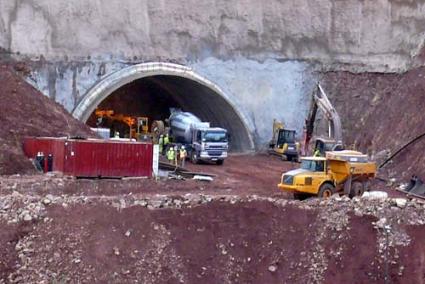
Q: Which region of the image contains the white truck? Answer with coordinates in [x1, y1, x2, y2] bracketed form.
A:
[165, 110, 229, 165]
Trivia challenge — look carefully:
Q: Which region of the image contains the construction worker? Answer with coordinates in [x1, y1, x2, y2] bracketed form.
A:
[164, 134, 170, 151]
[313, 148, 321, 157]
[174, 146, 179, 166]
[179, 146, 187, 167]
[114, 131, 120, 138]
[158, 135, 164, 155]
[167, 146, 175, 165]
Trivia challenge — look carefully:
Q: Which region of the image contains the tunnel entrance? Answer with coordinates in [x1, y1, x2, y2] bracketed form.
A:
[73, 63, 254, 152]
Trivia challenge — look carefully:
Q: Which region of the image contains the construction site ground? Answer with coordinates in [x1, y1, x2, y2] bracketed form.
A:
[1, 154, 424, 283]
[1, 62, 425, 283]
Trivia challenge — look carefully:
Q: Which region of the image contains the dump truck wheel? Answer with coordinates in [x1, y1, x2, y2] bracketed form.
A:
[349, 181, 365, 198]
[318, 183, 335, 198]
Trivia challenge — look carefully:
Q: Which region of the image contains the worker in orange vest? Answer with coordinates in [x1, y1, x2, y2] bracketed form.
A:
[179, 146, 187, 167]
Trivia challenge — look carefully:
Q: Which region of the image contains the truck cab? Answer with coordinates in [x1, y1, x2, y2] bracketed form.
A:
[279, 157, 331, 197]
[190, 127, 228, 165]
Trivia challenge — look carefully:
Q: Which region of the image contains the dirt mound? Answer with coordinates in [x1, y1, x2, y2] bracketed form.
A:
[321, 67, 425, 180]
[2, 193, 425, 283]
[0, 64, 94, 175]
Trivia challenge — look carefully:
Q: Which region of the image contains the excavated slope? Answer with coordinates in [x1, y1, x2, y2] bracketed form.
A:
[0, 64, 94, 175]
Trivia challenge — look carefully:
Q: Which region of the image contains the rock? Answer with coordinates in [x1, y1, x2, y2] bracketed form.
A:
[268, 265, 277, 272]
[393, 198, 407, 208]
[23, 214, 32, 222]
[362, 191, 388, 200]
[125, 230, 131, 237]
[341, 196, 350, 202]
[42, 198, 51, 205]
[354, 209, 363, 217]
[375, 218, 387, 229]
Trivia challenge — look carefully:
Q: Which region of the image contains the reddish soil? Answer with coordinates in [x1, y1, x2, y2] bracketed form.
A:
[398, 226, 425, 282]
[2, 198, 423, 283]
[322, 67, 425, 180]
[2, 57, 425, 283]
[0, 64, 94, 175]
[0, 221, 19, 281]
[0, 154, 295, 198]
[0, 201, 395, 283]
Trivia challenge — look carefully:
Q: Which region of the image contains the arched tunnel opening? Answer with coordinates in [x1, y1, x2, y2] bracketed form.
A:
[85, 75, 252, 152]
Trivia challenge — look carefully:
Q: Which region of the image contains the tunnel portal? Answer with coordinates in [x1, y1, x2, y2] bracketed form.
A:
[73, 63, 254, 152]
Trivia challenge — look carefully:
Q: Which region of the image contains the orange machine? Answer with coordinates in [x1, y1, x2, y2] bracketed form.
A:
[95, 109, 150, 141]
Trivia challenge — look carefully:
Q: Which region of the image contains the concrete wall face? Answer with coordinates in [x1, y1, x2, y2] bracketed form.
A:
[1, 0, 425, 148]
[25, 59, 314, 147]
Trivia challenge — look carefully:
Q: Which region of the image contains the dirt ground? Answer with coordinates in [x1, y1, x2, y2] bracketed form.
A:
[1, 179, 425, 283]
[1, 61, 425, 283]
[0, 63, 94, 176]
[1, 153, 424, 283]
[0, 154, 295, 198]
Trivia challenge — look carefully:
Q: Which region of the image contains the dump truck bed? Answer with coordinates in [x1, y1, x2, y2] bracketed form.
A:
[327, 151, 376, 184]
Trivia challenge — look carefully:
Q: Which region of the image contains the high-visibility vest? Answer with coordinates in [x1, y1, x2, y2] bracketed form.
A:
[164, 136, 169, 145]
[159, 137, 164, 146]
[313, 149, 321, 157]
[167, 149, 175, 160]
[180, 149, 187, 159]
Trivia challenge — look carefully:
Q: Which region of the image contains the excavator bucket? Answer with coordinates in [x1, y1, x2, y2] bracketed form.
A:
[406, 178, 425, 197]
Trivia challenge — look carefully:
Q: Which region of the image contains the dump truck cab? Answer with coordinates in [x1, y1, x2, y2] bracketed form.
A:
[280, 157, 331, 197]
[278, 151, 376, 199]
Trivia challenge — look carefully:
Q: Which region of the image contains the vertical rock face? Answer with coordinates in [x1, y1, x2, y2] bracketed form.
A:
[1, 0, 424, 70]
[1, 0, 425, 148]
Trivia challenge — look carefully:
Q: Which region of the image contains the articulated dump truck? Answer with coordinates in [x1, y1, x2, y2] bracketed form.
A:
[278, 150, 376, 199]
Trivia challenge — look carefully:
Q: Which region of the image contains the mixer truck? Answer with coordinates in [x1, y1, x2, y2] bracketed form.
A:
[152, 110, 229, 165]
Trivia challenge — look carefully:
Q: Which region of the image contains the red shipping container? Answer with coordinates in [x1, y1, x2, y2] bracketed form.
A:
[23, 137, 66, 172]
[23, 137, 153, 178]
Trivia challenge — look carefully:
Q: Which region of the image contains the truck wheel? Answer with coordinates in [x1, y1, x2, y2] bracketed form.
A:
[349, 181, 365, 198]
[318, 183, 335, 198]
[191, 152, 199, 164]
[216, 160, 224, 166]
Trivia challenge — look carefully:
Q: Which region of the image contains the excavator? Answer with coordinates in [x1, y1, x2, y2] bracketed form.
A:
[268, 119, 300, 161]
[303, 83, 344, 156]
[95, 109, 152, 141]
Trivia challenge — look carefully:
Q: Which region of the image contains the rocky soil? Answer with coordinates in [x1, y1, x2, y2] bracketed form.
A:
[0, 63, 94, 175]
[1, 182, 424, 283]
[1, 46, 425, 283]
[0, 153, 422, 283]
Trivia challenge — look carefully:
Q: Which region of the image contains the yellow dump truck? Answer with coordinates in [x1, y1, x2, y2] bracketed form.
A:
[278, 150, 376, 199]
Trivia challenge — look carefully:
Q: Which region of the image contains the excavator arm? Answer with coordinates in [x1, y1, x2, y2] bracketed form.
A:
[303, 84, 343, 155]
